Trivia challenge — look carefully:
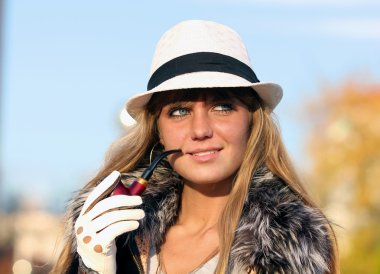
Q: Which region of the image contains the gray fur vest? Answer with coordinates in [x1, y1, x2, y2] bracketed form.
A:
[66, 161, 333, 274]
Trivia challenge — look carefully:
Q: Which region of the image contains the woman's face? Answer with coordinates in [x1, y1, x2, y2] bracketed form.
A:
[157, 94, 251, 187]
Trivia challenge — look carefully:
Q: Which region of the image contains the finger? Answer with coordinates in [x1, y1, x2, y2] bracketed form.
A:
[97, 220, 140, 247]
[86, 195, 143, 220]
[81, 171, 121, 215]
[91, 209, 145, 232]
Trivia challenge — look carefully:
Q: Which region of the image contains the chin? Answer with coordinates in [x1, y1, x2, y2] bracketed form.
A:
[179, 171, 236, 186]
[171, 160, 240, 186]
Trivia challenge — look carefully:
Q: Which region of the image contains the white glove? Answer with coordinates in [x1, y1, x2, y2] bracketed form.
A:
[74, 171, 145, 274]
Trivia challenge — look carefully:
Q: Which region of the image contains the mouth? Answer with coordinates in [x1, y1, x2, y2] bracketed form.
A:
[186, 148, 222, 161]
[190, 150, 218, 156]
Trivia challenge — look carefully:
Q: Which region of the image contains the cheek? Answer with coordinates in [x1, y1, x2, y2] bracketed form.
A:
[221, 114, 251, 145]
[158, 120, 184, 168]
[230, 127, 250, 158]
[228, 116, 251, 157]
[157, 118, 185, 149]
[241, 113, 253, 143]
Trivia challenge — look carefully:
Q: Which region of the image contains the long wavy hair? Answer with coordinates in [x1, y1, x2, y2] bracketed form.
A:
[52, 87, 338, 274]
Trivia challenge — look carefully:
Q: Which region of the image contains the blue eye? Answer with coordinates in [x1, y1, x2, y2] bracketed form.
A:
[213, 103, 234, 112]
[169, 107, 190, 117]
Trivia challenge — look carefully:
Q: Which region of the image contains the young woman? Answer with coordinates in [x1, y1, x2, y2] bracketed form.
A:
[53, 20, 338, 274]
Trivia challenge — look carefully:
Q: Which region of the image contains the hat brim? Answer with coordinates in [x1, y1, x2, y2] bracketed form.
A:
[126, 71, 283, 118]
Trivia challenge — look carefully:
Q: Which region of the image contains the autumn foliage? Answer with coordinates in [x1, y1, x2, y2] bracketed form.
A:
[305, 80, 380, 273]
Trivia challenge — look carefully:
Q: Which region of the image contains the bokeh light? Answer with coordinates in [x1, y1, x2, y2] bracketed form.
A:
[12, 259, 32, 274]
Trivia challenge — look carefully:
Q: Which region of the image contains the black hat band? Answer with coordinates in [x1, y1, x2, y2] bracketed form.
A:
[147, 52, 260, 90]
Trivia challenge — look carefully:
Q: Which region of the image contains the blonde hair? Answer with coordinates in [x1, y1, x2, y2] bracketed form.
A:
[52, 88, 338, 273]
[52, 111, 158, 273]
[215, 99, 339, 273]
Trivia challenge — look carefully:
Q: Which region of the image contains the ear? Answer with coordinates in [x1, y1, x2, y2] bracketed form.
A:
[159, 138, 165, 147]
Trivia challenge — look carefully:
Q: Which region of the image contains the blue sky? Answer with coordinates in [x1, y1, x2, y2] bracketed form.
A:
[1, 0, 379, 212]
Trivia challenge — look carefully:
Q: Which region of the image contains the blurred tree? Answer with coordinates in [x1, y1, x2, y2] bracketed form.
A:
[305, 80, 380, 274]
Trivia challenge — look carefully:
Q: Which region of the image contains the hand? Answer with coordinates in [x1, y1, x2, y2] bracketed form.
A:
[74, 171, 145, 274]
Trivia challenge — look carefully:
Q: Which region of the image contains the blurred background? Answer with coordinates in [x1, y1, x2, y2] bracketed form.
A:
[0, 0, 379, 273]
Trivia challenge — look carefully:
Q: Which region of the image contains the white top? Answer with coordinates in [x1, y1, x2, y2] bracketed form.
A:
[147, 248, 219, 274]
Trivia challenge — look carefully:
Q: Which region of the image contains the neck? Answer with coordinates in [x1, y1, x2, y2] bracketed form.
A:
[177, 180, 231, 231]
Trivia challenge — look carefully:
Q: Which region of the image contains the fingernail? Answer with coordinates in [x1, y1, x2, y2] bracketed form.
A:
[94, 245, 103, 253]
[76, 226, 83, 235]
[83, 236, 92, 244]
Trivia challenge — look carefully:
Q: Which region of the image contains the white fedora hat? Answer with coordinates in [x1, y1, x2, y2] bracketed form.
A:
[126, 20, 283, 118]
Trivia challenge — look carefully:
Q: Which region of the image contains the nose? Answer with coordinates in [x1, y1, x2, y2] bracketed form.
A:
[190, 107, 213, 140]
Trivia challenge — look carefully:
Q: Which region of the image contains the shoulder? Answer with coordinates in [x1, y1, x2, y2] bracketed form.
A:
[231, 167, 333, 274]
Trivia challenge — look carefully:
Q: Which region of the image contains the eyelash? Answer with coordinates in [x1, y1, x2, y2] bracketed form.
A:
[168, 103, 235, 118]
[213, 103, 234, 113]
[168, 107, 190, 118]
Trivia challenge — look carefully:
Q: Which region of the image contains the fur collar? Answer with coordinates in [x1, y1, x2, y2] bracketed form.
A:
[67, 161, 332, 273]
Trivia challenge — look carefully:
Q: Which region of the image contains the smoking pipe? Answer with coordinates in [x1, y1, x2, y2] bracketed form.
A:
[110, 149, 181, 196]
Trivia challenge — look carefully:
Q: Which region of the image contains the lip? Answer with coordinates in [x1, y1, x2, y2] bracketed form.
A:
[186, 147, 222, 162]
